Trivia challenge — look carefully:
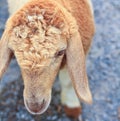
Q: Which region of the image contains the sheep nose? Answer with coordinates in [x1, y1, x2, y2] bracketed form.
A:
[25, 99, 46, 114]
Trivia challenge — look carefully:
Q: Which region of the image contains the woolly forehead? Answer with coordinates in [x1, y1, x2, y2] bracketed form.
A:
[8, 3, 69, 53]
[9, 21, 67, 54]
[8, 14, 67, 69]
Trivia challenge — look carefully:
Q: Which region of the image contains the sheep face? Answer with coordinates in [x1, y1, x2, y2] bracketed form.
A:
[7, 22, 67, 114]
[0, 1, 69, 114]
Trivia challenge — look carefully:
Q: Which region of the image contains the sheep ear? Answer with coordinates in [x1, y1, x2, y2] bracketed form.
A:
[66, 31, 92, 104]
[0, 29, 13, 79]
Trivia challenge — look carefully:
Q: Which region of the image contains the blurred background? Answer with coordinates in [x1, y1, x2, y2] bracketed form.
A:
[0, 0, 120, 121]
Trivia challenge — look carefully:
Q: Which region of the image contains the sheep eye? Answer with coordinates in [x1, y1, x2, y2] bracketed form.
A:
[55, 50, 65, 57]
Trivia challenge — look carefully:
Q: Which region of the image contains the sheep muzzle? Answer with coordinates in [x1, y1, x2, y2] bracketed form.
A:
[24, 92, 51, 115]
[21, 67, 58, 115]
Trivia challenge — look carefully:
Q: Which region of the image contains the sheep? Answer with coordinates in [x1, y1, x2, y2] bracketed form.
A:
[0, 0, 95, 119]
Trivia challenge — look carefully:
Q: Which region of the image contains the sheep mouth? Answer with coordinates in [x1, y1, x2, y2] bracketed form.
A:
[24, 97, 51, 115]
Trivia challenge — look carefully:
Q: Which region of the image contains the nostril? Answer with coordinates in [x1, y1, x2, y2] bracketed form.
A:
[42, 99, 45, 105]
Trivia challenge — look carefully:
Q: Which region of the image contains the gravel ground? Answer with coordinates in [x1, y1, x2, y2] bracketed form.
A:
[0, 0, 120, 121]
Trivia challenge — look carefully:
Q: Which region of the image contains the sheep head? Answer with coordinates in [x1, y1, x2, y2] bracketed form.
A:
[0, 0, 92, 115]
[0, 2, 69, 114]
[10, 25, 67, 114]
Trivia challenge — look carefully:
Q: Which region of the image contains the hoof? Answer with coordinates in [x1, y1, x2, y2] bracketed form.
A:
[64, 106, 82, 119]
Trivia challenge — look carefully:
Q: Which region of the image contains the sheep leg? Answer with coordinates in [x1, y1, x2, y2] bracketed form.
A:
[59, 66, 82, 119]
